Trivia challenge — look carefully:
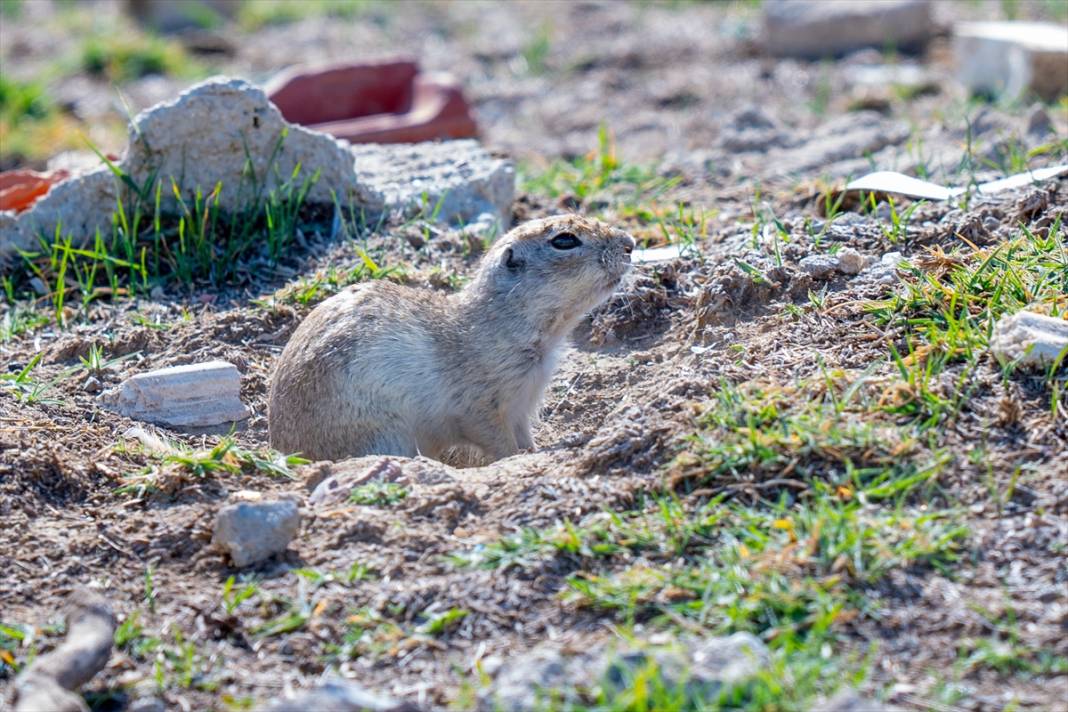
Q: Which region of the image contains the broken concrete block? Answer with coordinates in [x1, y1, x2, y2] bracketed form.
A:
[213, 495, 300, 568]
[763, 0, 933, 59]
[126, 78, 381, 214]
[954, 22, 1068, 102]
[353, 139, 515, 229]
[100, 360, 251, 428]
[990, 311, 1068, 369]
[2, 77, 384, 265]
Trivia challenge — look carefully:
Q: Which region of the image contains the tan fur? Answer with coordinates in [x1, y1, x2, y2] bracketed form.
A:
[268, 215, 635, 462]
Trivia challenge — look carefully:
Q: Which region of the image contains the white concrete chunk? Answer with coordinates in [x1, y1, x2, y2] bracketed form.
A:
[3, 77, 384, 264]
[763, 0, 933, 59]
[954, 22, 1068, 101]
[213, 495, 300, 568]
[2, 79, 516, 265]
[353, 140, 515, 229]
[990, 311, 1068, 369]
[100, 360, 251, 428]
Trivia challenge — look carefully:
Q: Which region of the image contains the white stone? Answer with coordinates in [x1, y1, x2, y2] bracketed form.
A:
[353, 140, 515, 229]
[954, 22, 1068, 101]
[763, 0, 933, 59]
[100, 360, 250, 428]
[213, 497, 300, 568]
[632, 244, 685, 264]
[836, 247, 867, 275]
[862, 251, 906, 285]
[990, 311, 1068, 369]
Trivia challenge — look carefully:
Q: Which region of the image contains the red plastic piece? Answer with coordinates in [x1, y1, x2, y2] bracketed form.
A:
[0, 169, 70, 213]
[266, 60, 478, 144]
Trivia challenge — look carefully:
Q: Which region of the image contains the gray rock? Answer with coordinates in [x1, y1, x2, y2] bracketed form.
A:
[213, 495, 300, 568]
[863, 251, 906, 285]
[764, 0, 933, 59]
[990, 311, 1068, 369]
[267, 680, 422, 712]
[799, 254, 840, 279]
[100, 360, 250, 428]
[954, 22, 1068, 101]
[353, 140, 515, 229]
[483, 633, 769, 711]
[2, 77, 383, 265]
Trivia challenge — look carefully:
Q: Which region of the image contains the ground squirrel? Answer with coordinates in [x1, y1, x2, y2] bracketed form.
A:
[268, 215, 635, 462]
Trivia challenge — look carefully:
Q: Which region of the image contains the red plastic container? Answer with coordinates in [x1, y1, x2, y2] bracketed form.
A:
[266, 60, 478, 144]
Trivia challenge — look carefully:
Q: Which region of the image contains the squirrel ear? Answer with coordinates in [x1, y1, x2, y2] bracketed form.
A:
[503, 247, 525, 272]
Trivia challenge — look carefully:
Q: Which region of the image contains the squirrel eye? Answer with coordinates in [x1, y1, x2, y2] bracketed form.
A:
[550, 232, 582, 250]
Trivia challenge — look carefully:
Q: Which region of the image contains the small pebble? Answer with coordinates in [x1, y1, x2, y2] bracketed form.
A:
[83, 375, 103, 394]
[836, 247, 867, 275]
[213, 495, 301, 568]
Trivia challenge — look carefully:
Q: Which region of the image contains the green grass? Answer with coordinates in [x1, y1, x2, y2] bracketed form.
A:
[521, 23, 553, 75]
[450, 364, 972, 709]
[12, 134, 325, 324]
[0, 75, 51, 123]
[261, 246, 405, 307]
[0, 352, 72, 405]
[0, 301, 50, 342]
[348, 481, 408, 506]
[520, 125, 678, 207]
[115, 435, 309, 497]
[454, 490, 963, 709]
[672, 377, 949, 503]
[237, 0, 377, 29]
[0, 622, 30, 676]
[79, 34, 196, 83]
[868, 221, 1067, 424]
[0, 75, 88, 164]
